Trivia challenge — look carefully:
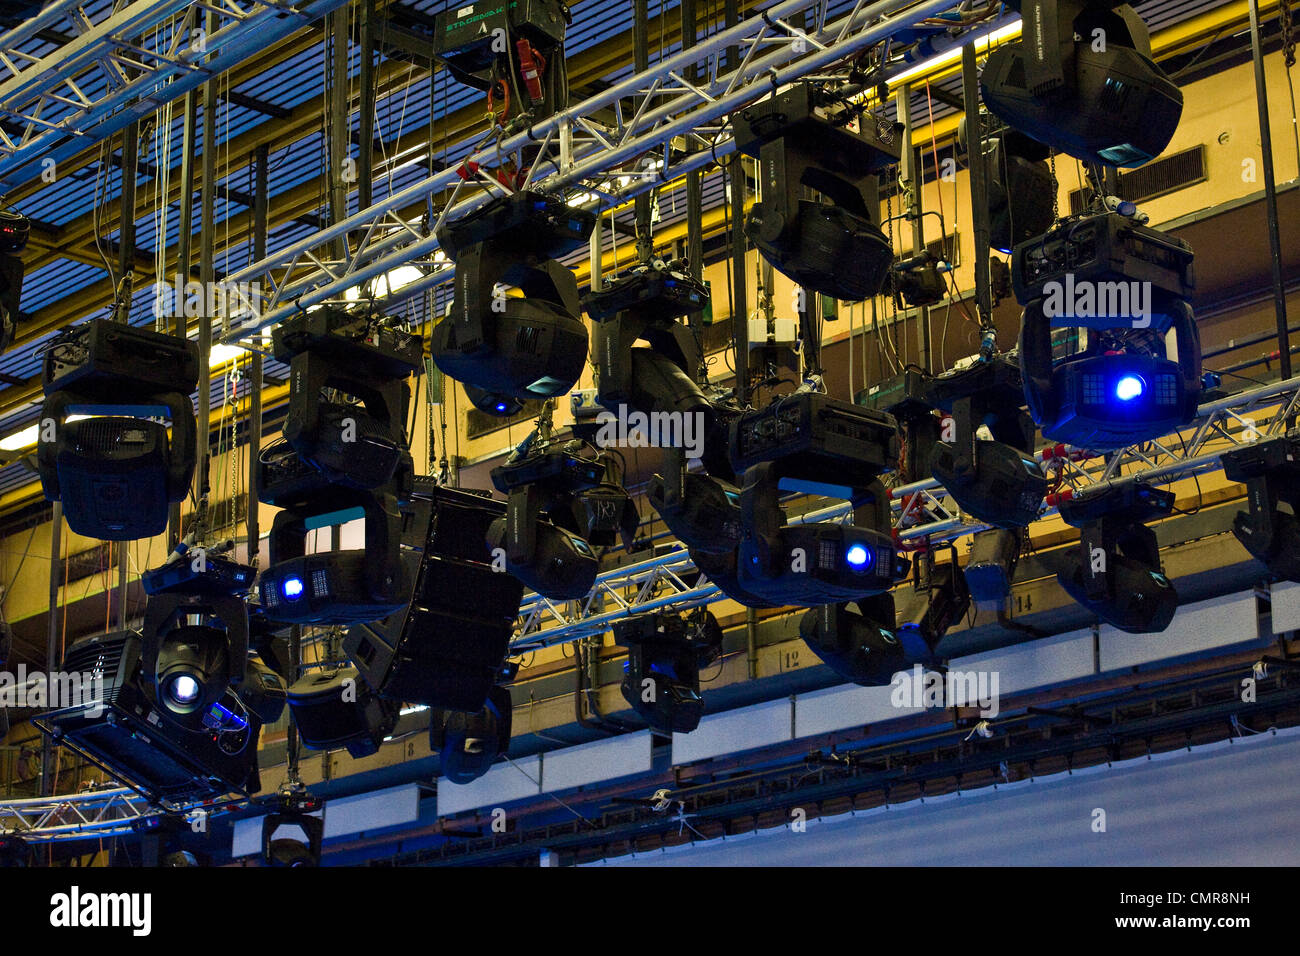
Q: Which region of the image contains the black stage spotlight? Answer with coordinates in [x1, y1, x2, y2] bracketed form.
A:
[1057, 482, 1177, 632]
[432, 191, 594, 405]
[345, 486, 523, 712]
[285, 667, 398, 759]
[616, 608, 724, 734]
[432, 0, 570, 130]
[895, 552, 971, 655]
[261, 792, 324, 867]
[273, 308, 422, 490]
[1015, 209, 1199, 450]
[1222, 433, 1300, 582]
[0, 833, 30, 868]
[858, 367, 941, 485]
[980, 0, 1183, 167]
[733, 83, 899, 301]
[800, 593, 904, 686]
[928, 355, 1048, 528]
[465, 384, 524, 418]
[965, 527, 1023, 604]
[35, 630, 262, 802]
[962, 120, 1055, 254]
[0, 207, 29, 355]
[430, 684, 514, 784]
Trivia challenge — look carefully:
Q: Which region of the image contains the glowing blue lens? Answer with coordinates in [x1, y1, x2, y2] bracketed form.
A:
[283, 576, 305, 599]
[494, 402, 508, 413]
[1115, 375, 1145, 401]
[846, 544, 872, 569]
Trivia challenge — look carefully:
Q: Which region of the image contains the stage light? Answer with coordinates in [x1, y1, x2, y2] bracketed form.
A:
[0, 834, 30, 868]
[494, 401, 509, 413]
[345, 486, 523, 712]
[283, 576, 304, 600]
[799, 594, 903, 686]
[432, 191, 593, 406]
[1222, 434, 1300, 582]
[430, 684, 514, 784]
[262, 793, 324, 867]
[895, 556, 971, 653]
[980, 0, 1182, 167]
[285, 667, 397, 759]
[616, 609, 723, 734]
[846, 544, 871, 569]
[965, 527, 1022, 604]
[1115, 375, 1145, 401]
[0, 208, 28, 355]
[732, 83, 898, 301]
[1057, 482, 1177, 632]
[35, 630, 262, 802]
[928, 355, 1047, 529]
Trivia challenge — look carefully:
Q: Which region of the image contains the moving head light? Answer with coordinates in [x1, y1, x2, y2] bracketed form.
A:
[1016, 210, 1200, 449]
[142, 590, 250, 729]
[432, 191, 594, 409]
[799, 594, 903, 686]
[285, 666, 398, 759]
[895, 554, 971, 654]
[431, 684, 514, 784]
[1222, 433, 1300, 582]
[980, 0, 1183, 167]
[733, 83, 898, 301]
[961, 120, 1055, 254]
[928, 355, 1047, 528]
[616, 608, 723, 734]
[0, 208, 28, 354]
[1057, 481, 1177, 632]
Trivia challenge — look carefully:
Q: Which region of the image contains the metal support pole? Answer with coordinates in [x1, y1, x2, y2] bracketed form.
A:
[195, 13, 218, 523]
[962, 44, 991, 326]
[169, 91, 197, 549]
[247, 143, 268, 563]
[40, 503, 62, 797]
[330, 7, 350, 264]
[725, 0, 748, 401]
[358, 0, 375, 213]
[897, 85, 931, 373]
[1249, 0, 1291, 381]
[633, 0, 653, 264]
[116, 123, 137, 627]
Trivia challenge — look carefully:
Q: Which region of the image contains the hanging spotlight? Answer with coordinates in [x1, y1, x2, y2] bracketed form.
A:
[284, 667, 398, 758]
[1057, 482, 1177, 632]
[1015, 209, 1199, 450]
[616, 608, 724, 734]
[960, 118, 1056, 254]
[965, 527, 1023, 604]
[799, 593, 904, 686]
[733, 83, 899, 301]
[1222, 433, 1300, 582]
[980, 0, 1183, 167]
[0, 207, 29, 355]
[430, 684, 514, 784]
[261, 793, 324, 867]
[928, 355, 1048, 529]
[431, 191, 594, 407]
[895, 553, 972, 653]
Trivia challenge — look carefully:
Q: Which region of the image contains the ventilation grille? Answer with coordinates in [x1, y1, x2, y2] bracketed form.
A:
[1068, 145, 1207, 215]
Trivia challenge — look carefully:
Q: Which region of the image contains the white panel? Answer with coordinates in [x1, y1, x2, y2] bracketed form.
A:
[541, 732, 653, 793]
[1271, 581, 1300, 634]
[794, 681, 927, 739]
[949, 628, 1095, 698]
[231, 810, 323, 859]
[1099, 591, 1259, 671]
[436, 755, 540, 817]
[322, 783, 421, 838]
[672, 698, 791, 765]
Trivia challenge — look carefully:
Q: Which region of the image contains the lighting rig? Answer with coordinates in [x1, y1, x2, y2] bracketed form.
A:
[1057, 482, 1177, 632]
[732, 81, 900, 301]
[1222, 432, 1300, 582]
[1015, 206, 1199, 450]
[430, 682, 515, 784]
[928, 354, 1048, 529]
[261, 791, 324, 867]
[960, 116, 1056, 255]
[0, 207, 29, 355]
[255, 310, 421, 626]
[431, 0, 570, 139]
[799, 595, 905, 687]
[616, 607, 724, 734]
[36, 319, 199, 540]
[981, 0, 1183, 167]
[431, 190, 594, 415]
[284, 666, 398, 759]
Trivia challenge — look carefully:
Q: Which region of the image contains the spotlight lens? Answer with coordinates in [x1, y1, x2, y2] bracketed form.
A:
[494, 402, 507, 412]
[283, 576, 305, 600]
[846, 544, 872, 569]
[169, 675, 200, 705]
[1115, 375, 1145, 401]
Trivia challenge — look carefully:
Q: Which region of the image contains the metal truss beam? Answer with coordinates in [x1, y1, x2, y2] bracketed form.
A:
[217, 0, 961, 342]
[0, 786, 151, 842]
[0, 0, 349, 189]
[511, 376, 1300, 649]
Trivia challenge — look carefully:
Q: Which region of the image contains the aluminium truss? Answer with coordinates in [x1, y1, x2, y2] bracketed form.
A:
[0, 0, 350, 188]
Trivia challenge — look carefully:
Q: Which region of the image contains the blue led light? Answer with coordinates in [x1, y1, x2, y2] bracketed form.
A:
[283, 576, 305, 600]
[846, 544, 872, 570]
[494, 402, 509, 413]
[1115, 375, 1145, 402]
[171, 675, 200, 704]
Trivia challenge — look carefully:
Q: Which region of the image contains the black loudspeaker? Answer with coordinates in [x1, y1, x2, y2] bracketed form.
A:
[285, 666, 398, 759]
[430, 684, 514, 784]
[34, 631, 261, 803]
[344, 487, 524, 713]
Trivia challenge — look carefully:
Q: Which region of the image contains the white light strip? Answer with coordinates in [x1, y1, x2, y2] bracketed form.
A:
[887, 19, 1022, 87]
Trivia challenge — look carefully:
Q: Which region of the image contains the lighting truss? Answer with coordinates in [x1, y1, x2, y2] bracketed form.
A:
[0, 786, 151, 843]
[0, 0, 350, 189]
[511, 376, 1300, 648]
[216, 0, 964, 342]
